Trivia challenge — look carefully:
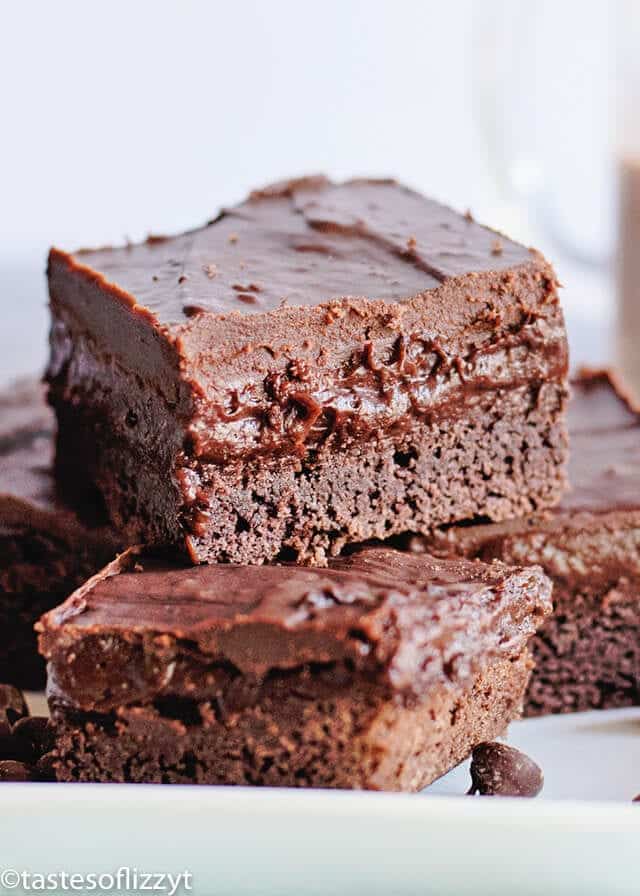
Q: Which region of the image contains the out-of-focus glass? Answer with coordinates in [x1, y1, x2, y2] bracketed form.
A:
[617, 0, 640, 395]
[473, 1, 640, 392]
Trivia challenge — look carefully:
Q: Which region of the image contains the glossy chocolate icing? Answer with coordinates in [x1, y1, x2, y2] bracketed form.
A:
[61, 177, 533, 321]
[39, 547, 551, 712]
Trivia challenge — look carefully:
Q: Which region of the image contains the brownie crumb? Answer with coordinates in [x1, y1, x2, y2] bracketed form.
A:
[203, 264, 218, 279]
[228, 233, 239, 244]
[491, 239, 504, 256]
[468, 742, 543, 797]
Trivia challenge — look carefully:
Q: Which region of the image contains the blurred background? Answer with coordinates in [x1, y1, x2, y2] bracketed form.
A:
[1, 0, 637, 388]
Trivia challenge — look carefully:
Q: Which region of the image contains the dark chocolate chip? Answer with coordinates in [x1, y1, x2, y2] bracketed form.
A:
[468, 742, 543, 797]
[0, 684, 28, 728]
[0, 729, 19, 760]
[633, 794, 640, 803]
[12, 717, 54, 762]
[0, 760, 34, 782]
[182, 304, 207, 318]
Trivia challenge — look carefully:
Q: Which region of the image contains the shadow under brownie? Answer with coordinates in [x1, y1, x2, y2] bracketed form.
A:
[415, 369, 640, 716]
[47, 176, 569, 566]
[0, 379, 119, 688]
[38, 547, 551, 789]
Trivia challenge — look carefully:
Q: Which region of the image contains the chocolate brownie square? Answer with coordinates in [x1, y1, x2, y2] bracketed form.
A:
[47, 176, 569, 565]
[38, 547, 551, 789]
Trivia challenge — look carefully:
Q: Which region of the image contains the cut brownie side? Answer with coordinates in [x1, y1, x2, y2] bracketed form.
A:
[0, 380, 119, 688]
[418, 369, 640, 716]
[47, 176, 569, 565]
[38, 547, 552, 789]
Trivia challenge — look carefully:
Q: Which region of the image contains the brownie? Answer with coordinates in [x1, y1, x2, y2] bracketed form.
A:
[418, 369, 640, 716]
[0, 379, 119, 688]
[47, 176, 569, 566]
[38, 546, 552, 789]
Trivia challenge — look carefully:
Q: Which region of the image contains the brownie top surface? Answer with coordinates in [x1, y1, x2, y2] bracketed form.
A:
[51, 548, 522, 627]
[567, 368, 640, 434]
[41, 547, 551, 701]
[52, 176, 534, 325]
[560, 369, 640, 514]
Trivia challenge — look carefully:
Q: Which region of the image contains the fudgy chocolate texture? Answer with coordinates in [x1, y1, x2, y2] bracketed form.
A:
[0, 381, 119, 688]
[47, 176, 569, 565]
[39, 547, 551, 788]
[417, 369, 640, 716]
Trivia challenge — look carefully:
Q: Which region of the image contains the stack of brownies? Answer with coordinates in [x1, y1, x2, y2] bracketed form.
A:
[3, 176, 636, 789]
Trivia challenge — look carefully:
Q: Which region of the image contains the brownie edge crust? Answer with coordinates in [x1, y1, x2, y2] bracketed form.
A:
[47, 176, 569, 565]
[39, 547, 552, 789]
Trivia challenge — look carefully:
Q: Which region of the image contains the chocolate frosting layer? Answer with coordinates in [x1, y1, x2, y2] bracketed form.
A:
[39, 547, 551, 712]
[53, 177, 533, 322]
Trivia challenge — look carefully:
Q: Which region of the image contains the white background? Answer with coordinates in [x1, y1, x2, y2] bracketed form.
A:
[0, 0, 618, 385]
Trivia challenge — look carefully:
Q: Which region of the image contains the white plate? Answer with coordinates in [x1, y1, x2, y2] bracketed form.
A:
[1, 708, 638, 896]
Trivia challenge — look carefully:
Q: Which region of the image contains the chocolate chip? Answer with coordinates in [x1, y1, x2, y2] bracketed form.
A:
[0, 760, 34, 782]
[0, 729, 18, 760]
[182, 304, 207, 318]
[468, 742, 543, 797]
[0, 684, 28, 728]
[12, 717, 54, 763]
[633, 794, 640, 803]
